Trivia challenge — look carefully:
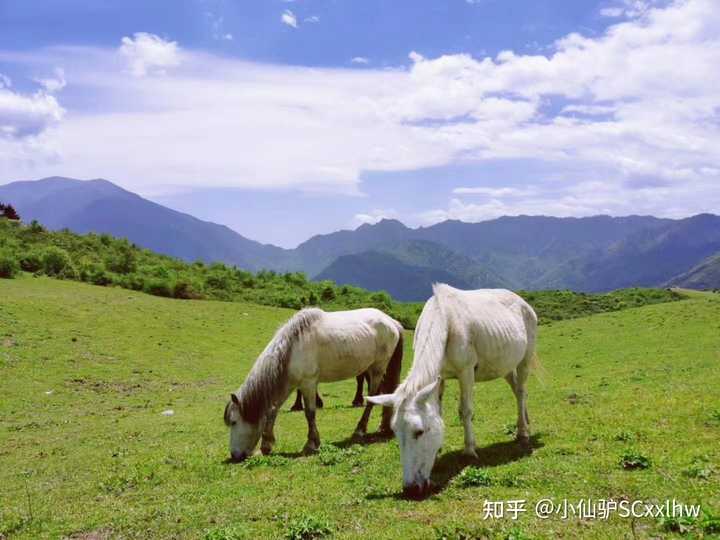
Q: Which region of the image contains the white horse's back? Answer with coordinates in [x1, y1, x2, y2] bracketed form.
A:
[428, 285, 536, 381]
[292, 308, 402, 384]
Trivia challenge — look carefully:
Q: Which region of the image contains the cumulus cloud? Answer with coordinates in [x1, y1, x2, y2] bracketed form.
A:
[0, 77, 64, 138]
[119, 32, 181, 77]
[281, 10, 298, 28]
[305, 15, 320, 23]
[351, 57, 370, 64]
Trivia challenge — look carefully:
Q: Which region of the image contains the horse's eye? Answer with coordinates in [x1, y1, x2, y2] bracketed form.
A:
[413, 429, 424, 439]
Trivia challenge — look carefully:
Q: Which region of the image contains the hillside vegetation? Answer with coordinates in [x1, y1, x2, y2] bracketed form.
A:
[1, 278, 718, 539]
[0, 218, 686, 329]
[0, 217, 689, 327]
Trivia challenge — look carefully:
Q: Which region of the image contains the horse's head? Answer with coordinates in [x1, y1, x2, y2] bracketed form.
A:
[224, 393, 262, 462]
[367, 378, 444, 498]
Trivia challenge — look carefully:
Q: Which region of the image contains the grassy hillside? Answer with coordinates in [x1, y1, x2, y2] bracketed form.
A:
[0, 218, 418, 328]
[1, 278, 718, 539]
[0, 218, 685, 329]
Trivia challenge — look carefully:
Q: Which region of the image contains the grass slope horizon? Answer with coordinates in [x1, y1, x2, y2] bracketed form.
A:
[0, 217, 687, 329]
[1, 277, 719, 539]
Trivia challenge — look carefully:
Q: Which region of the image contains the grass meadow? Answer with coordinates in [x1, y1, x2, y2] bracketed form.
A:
[1, 277, 719, 539]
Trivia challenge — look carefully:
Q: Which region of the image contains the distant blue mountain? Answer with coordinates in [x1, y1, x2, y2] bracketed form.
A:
[0, 177, 291, 271]
[2, 177, 719, 298]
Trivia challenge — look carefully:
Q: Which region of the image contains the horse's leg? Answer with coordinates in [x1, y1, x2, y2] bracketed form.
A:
[315, 392, 324, 409]
[353, 372, 381, 438]
[352, 373, 365, 407]
[438, 378, 445, 417]
[458, 367, 478, 458]
[262, 386, 292, 455]
[300, 381, 321, 454]
[290, 390, 304, 412]
[515, 355, 532, 446]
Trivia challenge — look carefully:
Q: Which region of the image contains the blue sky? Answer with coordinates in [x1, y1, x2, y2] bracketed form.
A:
[1, 0, 719, 246]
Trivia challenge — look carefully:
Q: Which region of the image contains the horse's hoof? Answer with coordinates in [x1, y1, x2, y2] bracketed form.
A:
[378, 426, 394, 437]
[516, 435, 532, 451]
[302, 442, 319, 455]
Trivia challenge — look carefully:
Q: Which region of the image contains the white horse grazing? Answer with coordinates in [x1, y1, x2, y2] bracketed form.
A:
[224, 307, 403, 462]
[368, 284, 539, 497]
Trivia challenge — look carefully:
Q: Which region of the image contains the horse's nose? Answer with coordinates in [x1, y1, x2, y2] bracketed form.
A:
[230, 451, 247, 463]
[402, 480, 431, 499]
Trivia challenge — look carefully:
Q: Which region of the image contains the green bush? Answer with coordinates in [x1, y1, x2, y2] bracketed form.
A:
[80, 261, 113, 286]
[0, 252, 20, 278]
[284, 514, 332, 540]
[42, 246, 76, 278]
[619, 449, 651, 470]
[144, 278, 174, 298]
[174, 278, 203, 299]
[19, 250, 43, 272]
[106, 246, 137, 274]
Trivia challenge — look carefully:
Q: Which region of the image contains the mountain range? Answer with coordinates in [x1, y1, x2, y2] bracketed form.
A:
[2, 176, 719, 300]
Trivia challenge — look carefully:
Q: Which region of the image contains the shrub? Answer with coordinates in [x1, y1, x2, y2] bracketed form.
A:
[320, 286, 336, 302]
[205, 270, 231, 291]
[42, 246, 76, 278]
[118, 273, 145, 291]
[0, 252, 19, 278]
[144, 278, 174, 298]
[19, 250, 43, 272]
[174, 278, 203, 299]
[457, 467, 493, 487]
[80, 262, 113, 286]
[106, 246, 137, 274]
[619, 449, 651, 470]
[28, 220, 45, 233]
[284, 514, 332, 540]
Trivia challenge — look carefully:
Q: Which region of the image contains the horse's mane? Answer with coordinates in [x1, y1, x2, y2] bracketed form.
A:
[399, 283, 457, 395]
[232, 308, 323, 424]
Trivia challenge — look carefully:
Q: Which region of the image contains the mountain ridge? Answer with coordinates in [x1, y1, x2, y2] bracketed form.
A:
[2, 176, 719, 298]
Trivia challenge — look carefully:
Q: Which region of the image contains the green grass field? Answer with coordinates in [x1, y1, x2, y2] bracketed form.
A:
[1, 277, 719, 539]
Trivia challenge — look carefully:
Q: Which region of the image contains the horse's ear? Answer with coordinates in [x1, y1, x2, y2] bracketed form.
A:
[414, 378, 441, 407]
[230, 393, 240, 405]
[366, 393, 397, 408]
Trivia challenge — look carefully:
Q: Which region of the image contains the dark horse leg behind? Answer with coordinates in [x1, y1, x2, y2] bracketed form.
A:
[289, 373, 366, 411]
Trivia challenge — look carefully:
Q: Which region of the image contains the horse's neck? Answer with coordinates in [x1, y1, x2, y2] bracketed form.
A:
[237, 347, 289, 423]
[401, 354, 444, 396]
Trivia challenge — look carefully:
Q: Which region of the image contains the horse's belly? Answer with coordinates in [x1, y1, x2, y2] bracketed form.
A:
[317, 352, 375, 382]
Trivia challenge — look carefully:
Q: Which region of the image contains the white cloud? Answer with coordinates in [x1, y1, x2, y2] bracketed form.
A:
[452, 186, 536, 197]
[34, 67, 66, 93]
[600, 7, 625, 17]
[119, 32, 181, 77]
[1, 0, 719, 223]
[354, 209, 398, 225]
[0, 82, 64, 138]
[281, 10, 298, 28]
[351, 57, 370, 65]
[305, 15, 320, 23]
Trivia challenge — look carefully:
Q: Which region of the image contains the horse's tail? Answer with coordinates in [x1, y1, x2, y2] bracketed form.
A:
[528, 351, 547, 383]
[379, 328, 403, 394]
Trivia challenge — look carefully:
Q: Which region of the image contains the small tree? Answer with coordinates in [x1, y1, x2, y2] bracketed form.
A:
[0, 203, 20, 221]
